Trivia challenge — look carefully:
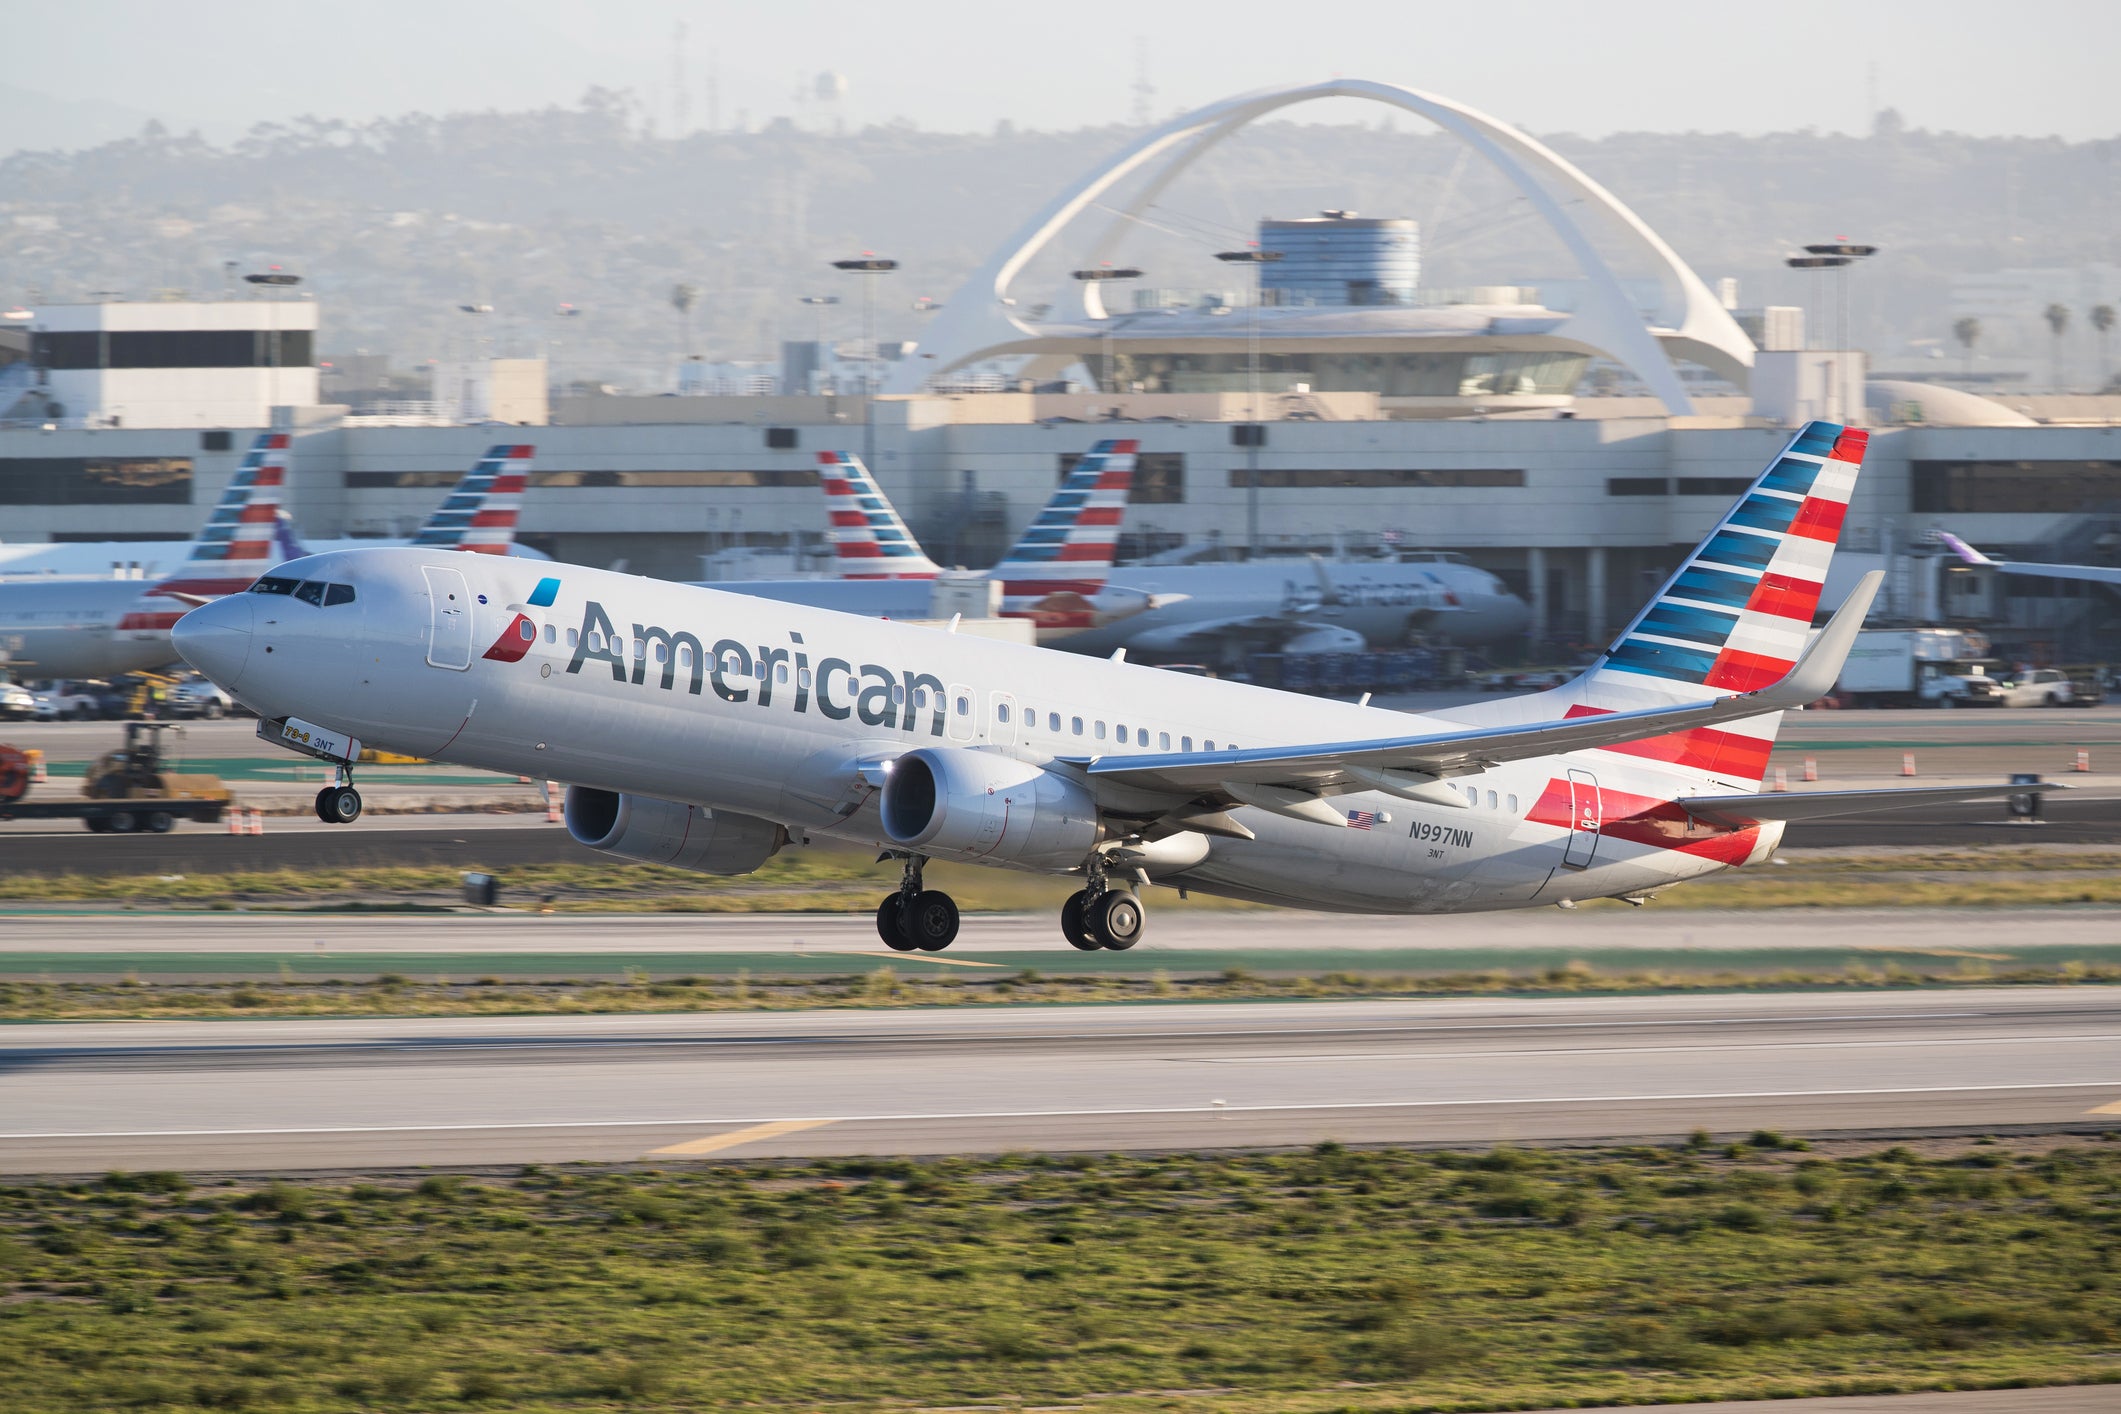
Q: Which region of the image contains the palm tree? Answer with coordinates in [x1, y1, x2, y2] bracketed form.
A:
[1952, 316, 1981, 380]
[670, 283, 701, 359]
[2092, 304, 2117, 390]
[2042, 302, 2070, 390]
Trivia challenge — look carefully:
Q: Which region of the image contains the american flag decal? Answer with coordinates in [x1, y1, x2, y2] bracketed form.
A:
[1345, 810, 1377, 831]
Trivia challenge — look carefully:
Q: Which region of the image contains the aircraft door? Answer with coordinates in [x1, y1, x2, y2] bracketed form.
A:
[1562, 768, 1601, 868]
[989, 691, 1017, 746]
[946, 683, 977, 742]
[423, 565, 473, 671]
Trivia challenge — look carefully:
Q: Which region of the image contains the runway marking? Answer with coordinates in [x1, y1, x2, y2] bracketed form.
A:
[2086, 1099, 2121, 1115]
[1191, 1032, 2121, 1064]
[9, 1081, 2118, 1142]
[1854, 945, 2017, 962]
[649, 1118, 837, 1156]
[830, 951, 1005, 969]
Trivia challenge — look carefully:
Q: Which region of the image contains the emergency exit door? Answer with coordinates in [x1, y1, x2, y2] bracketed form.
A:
[1561, 768, 1601, 868]
[424, 565, 473, 670]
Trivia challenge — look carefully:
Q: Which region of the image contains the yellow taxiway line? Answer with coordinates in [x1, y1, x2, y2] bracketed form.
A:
[648, 1118, 837, 1157]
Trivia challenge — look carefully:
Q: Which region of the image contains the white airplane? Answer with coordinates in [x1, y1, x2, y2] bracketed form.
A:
[1934, 531, 2121, 587]
[174, 419, 2046, 940]
[0, 439, 534, 682]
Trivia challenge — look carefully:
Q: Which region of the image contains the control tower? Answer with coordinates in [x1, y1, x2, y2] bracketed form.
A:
[1257, 210, 1419, 308]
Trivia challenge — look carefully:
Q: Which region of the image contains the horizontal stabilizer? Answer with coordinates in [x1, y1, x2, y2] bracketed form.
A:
[1678, 780, 2066, 824]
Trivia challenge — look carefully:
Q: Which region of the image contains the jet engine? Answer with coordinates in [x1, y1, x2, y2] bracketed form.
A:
[879, 747, 1101, 868]
[1280, 624, 1366, 654]
[564, 787, 786, 875]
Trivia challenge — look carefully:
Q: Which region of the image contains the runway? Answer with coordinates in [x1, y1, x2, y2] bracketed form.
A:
[4, 988, 2117, 1173]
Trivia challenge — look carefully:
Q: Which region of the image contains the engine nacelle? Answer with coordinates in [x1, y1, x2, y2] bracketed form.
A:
[1280, 624, 1367, 654]
[564, 787, 786, 875]
[879, 747, 1101, 869]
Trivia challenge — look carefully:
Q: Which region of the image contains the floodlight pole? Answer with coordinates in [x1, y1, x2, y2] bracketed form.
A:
[833, 257, 897, 470]
[1216, 248, 1283, 558]
[799, 295, 840, 394]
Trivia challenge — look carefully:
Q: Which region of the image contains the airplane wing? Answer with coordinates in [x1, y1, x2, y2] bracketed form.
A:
[1122, 611, 1344, 655]
[1676, 781, 2066, 825]
[1068, 572, 1880, 824]
[1935, 530, 2121, 586]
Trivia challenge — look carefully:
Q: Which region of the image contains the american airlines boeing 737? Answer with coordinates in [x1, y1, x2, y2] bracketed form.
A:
[172, 421, 2043, 947]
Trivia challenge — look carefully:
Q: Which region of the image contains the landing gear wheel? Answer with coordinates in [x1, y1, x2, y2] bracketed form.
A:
[108, 811, 139, 834]
[319, 786, 362, 825]
[876, 895, 918, 951]
[1090, 889, 1144, 951]
[1061, 890, 1101, 950]
[907, 890, 959, 951]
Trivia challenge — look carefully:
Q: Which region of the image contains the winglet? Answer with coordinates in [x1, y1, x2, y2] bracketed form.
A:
[1763, 570, 1881, 706]
[1933, 531, 1995, 568]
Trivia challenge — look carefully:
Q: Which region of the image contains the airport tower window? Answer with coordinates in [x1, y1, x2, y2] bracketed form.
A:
[1071, 716, 1084, 736]
[325, 583, 356, 607]
[519, 620, 536, 643]
[1048, 712, 1061, 732]
[1159, 731, 1171, 750]
[250, 577, 299, 595]
[294, 581, 327, 606]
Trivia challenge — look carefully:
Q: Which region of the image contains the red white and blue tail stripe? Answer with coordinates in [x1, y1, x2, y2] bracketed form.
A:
[990, 439, 1137, 597]
[151, 432, 292, 599]
[408, 444, 534, 555]
[819, 451, 941, 580]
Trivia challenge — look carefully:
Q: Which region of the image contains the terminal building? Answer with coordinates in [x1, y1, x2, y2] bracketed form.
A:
[2, 79, 2117, 663]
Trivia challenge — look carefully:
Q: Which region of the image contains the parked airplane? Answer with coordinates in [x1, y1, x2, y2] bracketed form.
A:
[1934, 531, 2121, 587]
[0, 440, 534, 681]
[174, 420, 2044, 942]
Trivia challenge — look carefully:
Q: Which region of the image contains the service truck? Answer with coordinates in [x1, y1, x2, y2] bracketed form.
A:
[1837, 628, 2005, 708]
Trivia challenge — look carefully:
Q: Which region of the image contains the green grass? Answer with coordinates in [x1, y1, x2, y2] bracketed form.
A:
[2, 1141, 2118, 1411]
[6, 845, 2121, 912]
[5, 954, 2121, 1021]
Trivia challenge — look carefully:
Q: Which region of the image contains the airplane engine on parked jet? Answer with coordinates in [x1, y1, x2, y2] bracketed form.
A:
[1279, 624, 1366, 654]
[564, 787, 786, 875]
[879, 747, 1102, 869]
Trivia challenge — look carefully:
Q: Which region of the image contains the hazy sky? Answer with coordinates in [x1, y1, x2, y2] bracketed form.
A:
[13, 0, 2121, 146]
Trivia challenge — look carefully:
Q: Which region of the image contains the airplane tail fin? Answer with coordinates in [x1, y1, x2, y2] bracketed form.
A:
[1555, 420, 1870, 784]
[273, 508, 308, 563]
[990, 438, 1137, 594]
[408, 444, 534, 555]
[818, 451, 941, 579]
[153, 432, 293, 598]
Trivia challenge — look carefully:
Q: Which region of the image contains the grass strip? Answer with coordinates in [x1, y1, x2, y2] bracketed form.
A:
[3, 1139, 2118, 1411]
[6, 846, 2121, 912]
[5, 956, 2120, 1021]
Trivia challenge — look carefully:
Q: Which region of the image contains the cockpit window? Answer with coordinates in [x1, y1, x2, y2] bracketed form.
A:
[251, 576, 299, 595]
[293, 580, 327, 606]
[324, 583, 356, 607]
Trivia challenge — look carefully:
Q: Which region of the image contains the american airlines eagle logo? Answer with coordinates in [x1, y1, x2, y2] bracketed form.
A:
[481, 576, 561, 663]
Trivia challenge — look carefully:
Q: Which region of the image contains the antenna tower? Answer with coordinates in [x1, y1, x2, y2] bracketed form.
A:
[672, 22, 690, 135]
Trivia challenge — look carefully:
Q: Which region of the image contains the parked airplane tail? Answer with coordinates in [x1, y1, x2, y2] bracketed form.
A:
[1552, 420, 1869, 785]
[818, 451, 941, 579]
[408, 444, 534, 555]
[152, 432, 293, 599]
[990, 438, 1138, 596]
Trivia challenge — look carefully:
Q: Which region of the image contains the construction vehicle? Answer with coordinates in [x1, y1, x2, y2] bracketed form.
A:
[0, 722, 233, 832]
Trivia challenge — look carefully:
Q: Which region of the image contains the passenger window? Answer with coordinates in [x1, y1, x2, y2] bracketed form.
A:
[754, 658, 767, 680]
[1181, 736, 1192, 752]
[567, 628, 579, 648]
[1204, 740, 1215, 751]
[325, 583, 357, 607]
[293, 580, 326, 606]
[1159, 732, 1170, 750]
[779, 664, 791, 685]
[1507, 794, 1519, 813]
[632, 639, 646, 660]
[1116, 722, 1127, 741]
[1138, 728, 1149, 746]
[541, 622, 555, 643]
[1049, 712, 1061, 732]
[913, 688, 927, 710]
[1487, 790, 1498, 810]
[519, 619, 535, 643]
[1094, 721, 1107, 740]
[997, 704, 1010, 723]
[723, 651, 743, 673]
[955, 696, 969, 716]
[800, 668, 813, 689]
[1071, 716, 1084, 736]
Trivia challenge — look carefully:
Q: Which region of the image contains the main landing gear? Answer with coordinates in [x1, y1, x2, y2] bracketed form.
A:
[875, 854, 959, 952]
[1060, 851, 1144, 951]
[313, 765, 362, 825]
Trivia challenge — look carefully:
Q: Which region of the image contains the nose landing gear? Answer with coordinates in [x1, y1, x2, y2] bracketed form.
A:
[313, 765, 362, 824]
[875, 854, 959, 952]
[1060, 851, 1145, 950]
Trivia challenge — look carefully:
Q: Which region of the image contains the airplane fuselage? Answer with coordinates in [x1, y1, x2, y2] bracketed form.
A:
[188, 547, 1769, 915]
[0, 578, 188, 679]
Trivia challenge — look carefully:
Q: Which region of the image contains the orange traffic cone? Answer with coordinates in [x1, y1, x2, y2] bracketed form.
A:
[28, 750, 47, 785]
[544, 781, 562, 824]
[2075, 749, 2091, 773]
[1772, 767, 1788, 793]
[247, 807, 264, 836]
[1901, 752, 1917, 777]
[227, 809, 242, 837]
[1802, 756, 1818, 782]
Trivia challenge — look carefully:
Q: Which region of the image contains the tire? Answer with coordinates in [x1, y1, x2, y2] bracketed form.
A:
[876, 895, 918, 952]
[84, 815, 109, 833]
[1091, 890, 1145, 951]
[908, 890, 960, 951]
[321, 786, 362, 825]
[203, 702, 225, 720]
[145, 811, 175, 834]
[108, 812, 139, 834]
[1061, 891, 1101, 950]
[314, 787, 337, 823]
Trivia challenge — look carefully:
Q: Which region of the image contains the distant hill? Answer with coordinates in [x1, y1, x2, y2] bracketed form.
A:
[4, 96, 2114, 389]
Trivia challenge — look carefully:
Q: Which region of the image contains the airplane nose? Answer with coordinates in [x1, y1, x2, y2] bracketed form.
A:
[172, 594, 255, 689]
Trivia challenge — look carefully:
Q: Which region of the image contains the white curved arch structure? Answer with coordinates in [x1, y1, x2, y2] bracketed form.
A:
[893, 79, 1754, 414]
